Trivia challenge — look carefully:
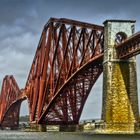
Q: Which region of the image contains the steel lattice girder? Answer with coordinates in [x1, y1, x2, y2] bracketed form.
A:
[38, 54, 103, 124]
[115, 31, 140, 59]
[0, 75, 23, 128]
[1, 18, 140, 126]
[0, 100, 23, 128]
[24, 18, 104, 123]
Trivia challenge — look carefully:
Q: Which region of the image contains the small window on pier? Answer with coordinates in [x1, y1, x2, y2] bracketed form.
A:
[115, 32, 127, 45]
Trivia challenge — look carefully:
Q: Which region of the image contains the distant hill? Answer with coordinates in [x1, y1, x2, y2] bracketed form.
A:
[19, 115, 29, 122]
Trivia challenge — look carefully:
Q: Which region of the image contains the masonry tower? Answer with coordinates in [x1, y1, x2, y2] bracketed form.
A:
[102, 20, 139, 133]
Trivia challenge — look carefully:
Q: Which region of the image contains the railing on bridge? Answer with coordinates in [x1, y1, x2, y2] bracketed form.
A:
[116, 31, 140, 59]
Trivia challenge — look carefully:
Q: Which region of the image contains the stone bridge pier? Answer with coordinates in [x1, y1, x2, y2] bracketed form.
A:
[102, 20, 139, 133]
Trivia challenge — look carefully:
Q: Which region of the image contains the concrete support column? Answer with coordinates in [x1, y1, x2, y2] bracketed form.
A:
[38, 124, 46, 132]
[102, 20, 139, 133]
[30, 123, 46, 132]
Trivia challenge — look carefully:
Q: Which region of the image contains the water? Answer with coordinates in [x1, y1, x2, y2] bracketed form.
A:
[0, 131, 140, 140]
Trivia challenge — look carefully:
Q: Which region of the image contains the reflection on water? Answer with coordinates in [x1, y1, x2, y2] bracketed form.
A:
[0, 131, 140, 140]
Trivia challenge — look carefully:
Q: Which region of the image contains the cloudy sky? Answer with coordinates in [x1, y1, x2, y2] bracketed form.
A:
[0, 0, 140, 119]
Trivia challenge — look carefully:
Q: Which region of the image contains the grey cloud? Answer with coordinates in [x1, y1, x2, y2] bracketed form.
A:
[0, 20, 39, 56]
[1, 32, 38, 54]
[0, 0, 37, 24]
[0, 0, 140, 35]
[0, 50, 34, 88]
[1, 0, 140, 25]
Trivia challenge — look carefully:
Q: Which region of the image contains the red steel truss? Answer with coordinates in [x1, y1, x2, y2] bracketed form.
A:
[1, 18, 140, 127]
[115, 31, 140, 59]
[24, 18, 104, 124]
[0, 75, 24, 128]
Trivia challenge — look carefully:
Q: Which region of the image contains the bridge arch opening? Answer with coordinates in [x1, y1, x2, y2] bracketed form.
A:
[19, 100, 29, 125]
[115, 32, 127, 45]
[80, 73, 103, 121]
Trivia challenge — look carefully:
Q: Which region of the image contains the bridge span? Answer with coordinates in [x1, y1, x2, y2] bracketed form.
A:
[0, 18, 140, 133]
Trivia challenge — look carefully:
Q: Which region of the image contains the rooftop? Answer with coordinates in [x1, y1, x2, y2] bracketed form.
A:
[103, 19, 136, 25]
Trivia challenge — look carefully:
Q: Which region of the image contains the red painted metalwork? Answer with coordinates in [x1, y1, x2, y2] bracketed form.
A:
[38, 54, 103, 124]
[24, 18, 104, 124]
[0, 75, 24, 128]
[0, 100, 24, 129]
[1, 18, 140, 127]
[116, 31, 140, 59]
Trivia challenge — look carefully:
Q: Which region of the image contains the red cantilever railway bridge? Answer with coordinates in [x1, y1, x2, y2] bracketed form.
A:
[0, 18, 140, 129]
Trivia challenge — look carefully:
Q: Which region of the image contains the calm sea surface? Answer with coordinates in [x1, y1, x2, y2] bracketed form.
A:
[0, 131, 140, 140]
